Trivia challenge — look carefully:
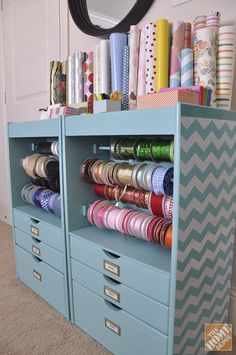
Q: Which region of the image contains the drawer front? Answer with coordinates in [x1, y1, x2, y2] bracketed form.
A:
[15, 245, 66, 315]
[15, 228, 64, 273]
[13, 209, 62, 251]
[73, 281, 168, 355]
[71, 258, 169, 334]
[70, 235, 170, 305]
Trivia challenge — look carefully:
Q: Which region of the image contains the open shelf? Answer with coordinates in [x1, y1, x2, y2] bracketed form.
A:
[14, 205, 61, 229]
[70, 226, 171, 274]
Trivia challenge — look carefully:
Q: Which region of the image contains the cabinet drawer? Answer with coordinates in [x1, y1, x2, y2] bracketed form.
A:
[15, 228, 64, 273]
[13, 209, 62, 251]
[73, 281, 168, 355]
[71, 258, 169, 334]
[15, 245, 66, 315]
[70, 234, 170, 305]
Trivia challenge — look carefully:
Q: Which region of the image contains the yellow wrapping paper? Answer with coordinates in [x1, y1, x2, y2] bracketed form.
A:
[155, 19, 169, 92]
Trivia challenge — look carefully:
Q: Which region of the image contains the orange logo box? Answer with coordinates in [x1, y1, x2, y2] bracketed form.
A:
[205, 323, 232, 352]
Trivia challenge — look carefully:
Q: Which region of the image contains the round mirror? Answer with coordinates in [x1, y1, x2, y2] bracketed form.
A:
[68, 0, 155, 37]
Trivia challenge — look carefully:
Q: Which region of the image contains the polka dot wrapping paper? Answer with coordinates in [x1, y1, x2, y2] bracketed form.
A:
[121, 45, 129, 110]
[84, 51, 94, 113]
[145, 22, 157, 94]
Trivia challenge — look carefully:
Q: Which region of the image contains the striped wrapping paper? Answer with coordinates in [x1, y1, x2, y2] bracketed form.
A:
[94, 45, 100, 98]
[84, 51, 94, 113]
[74, 52, 84, 103]
[129, 25, 140, 109]
[121, 45, 129, 110]
[145, 22, 157, 94]
[206, 11, 220, 28]
[217, 25, 235, 109]
[169, 21, 185, 88]
[181, 48, 193, 87]
[137, 27, 146, 96]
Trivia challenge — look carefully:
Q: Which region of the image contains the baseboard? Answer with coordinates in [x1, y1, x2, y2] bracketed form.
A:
[229, 287, 236, 336]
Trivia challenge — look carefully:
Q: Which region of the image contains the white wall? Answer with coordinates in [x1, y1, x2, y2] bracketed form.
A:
[69, 0, 236, 109]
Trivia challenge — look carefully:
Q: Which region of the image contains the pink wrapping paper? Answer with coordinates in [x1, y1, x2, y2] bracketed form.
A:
[145, 22, 157, 94]
[169, 21, 185, 88]
[129, 25, 140, 109]
[137, 27, 146, 96]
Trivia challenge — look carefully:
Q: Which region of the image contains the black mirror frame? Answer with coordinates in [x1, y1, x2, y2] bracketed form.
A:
[68, 0, 155, 37]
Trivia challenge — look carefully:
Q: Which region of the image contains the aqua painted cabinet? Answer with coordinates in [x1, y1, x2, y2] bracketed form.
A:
[8, 104, 236, 354]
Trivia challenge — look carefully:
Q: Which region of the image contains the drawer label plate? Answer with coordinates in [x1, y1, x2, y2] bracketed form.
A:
[32, 245, 41, 256]
[105, 318, 121, 336]
[30, 225, 39, 236]
[104, 286, 120, 303]
[33, 269, 42, 281]
[103, 259, 120, 276]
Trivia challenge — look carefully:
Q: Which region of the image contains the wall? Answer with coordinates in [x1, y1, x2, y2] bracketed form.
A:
[69, 0, 236, 109]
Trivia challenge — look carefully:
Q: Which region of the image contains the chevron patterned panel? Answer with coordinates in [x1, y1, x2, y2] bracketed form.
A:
[174, 117, 236, 355]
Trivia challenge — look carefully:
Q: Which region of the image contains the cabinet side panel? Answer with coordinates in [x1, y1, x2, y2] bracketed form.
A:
[174, 116, 236, 354]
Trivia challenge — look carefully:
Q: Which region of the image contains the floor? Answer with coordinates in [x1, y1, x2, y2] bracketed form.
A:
[0, 221, 235, 355]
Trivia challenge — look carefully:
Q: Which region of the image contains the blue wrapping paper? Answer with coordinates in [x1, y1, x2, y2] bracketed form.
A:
[110, 33, 127, 92]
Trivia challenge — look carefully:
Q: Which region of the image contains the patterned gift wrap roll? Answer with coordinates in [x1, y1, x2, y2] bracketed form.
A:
[129, 25, 140, 109]
[196, 27, 218, 106]
[155, 18, 169, 91]
[169, 21, 185, 88]
[74, 52, 84, 103]
[206, 11, 220, 28]
[100, 40, 111, 96]
[84, 51, 94, 112]
[145, 22, 157, 94]
[193, 16, 206, 85]
[121, 45, 130, 110]
[216, 25, 235, 110]
[184, 22, 192, 49]
[67, 55, 75, 105]
[181, 48, 193, 87]
[137, 27, 146, 96]
[50, 61, 61, 105]
[93, 45, 100, 98]
[55, 73, 66, 106]
[110, 33, 127, 92]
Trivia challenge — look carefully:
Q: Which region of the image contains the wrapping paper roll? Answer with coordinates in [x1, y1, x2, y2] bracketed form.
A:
[169, 21, 185, 88]
[84, 51, 94, 112]
[55, 73, 66, 105]
[110, 33, 127, 92]
[193, 16, 206, 85]
[129, 25, 140, 109]
[181, 48, 193, 87]
[195, 27, 218, 106]
[74, 52, 84, 103]
[217, 26, 235, 109]
[94, 45, 100, 97]
[121, 45, 130, 110]
[50, 61, 61, 105]
[206, 11, 220, 28]
[184, 23, 192, 48]
[137, 27, 146, 96]
[100, 40, 111, 96]
[155, 19, 169, 91]
[67, 55, 75, 105]
[145, 22, 157, 94]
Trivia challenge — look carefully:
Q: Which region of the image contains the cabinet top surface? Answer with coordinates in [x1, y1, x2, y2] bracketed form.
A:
[8, 118, 60, 138]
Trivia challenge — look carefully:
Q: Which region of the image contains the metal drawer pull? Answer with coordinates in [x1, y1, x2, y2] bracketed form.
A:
[103, 259, 120, 276]
[104, 286, 120, 303]
[33, 269, 42, 281]
[32, 245, 41, 256]
[30, 225, 39, 236]
[105, 318, 121, 336]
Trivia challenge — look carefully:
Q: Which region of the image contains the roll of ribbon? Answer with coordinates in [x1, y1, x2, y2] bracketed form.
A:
[74, 51, 84, 103]
[110, 33, 127, 92]
[169, 21, 185, 88]
[216, 25, 235, 110]
[121, 45, 130, 110]
[155, 18, 169, 91]
[181, 48, 193, 87]
[145, 22, 157, 94]
[137, 27, 146, 96]
[84, 51, 94, 112]
[129, 25, 140, 110]
[100, 40, 111, 96]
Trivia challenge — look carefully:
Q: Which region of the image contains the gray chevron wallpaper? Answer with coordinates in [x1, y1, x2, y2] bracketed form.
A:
[174, 116, 236, 354]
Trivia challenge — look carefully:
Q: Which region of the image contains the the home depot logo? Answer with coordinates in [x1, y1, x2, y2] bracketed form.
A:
[205, 323, 232, 351]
